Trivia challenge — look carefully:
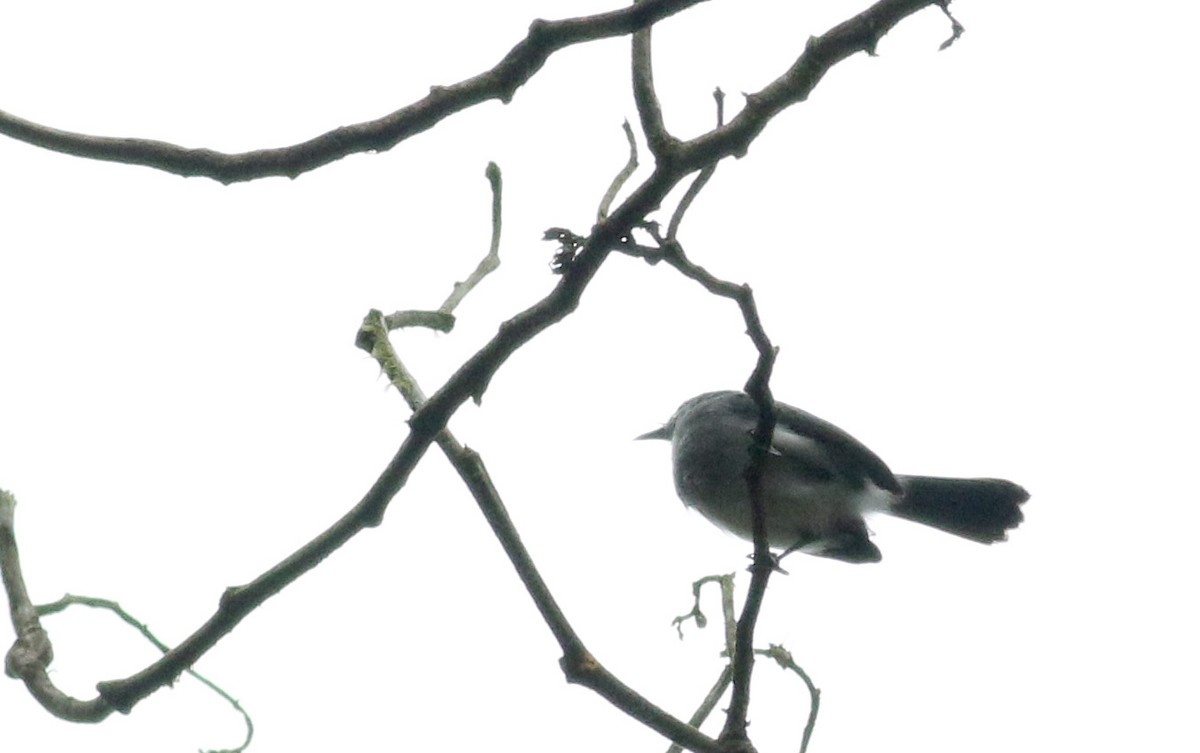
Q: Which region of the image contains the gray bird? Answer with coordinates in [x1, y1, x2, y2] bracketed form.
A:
[638, 391, 1027, 563]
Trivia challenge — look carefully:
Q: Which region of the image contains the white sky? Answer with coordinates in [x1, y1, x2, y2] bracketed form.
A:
[2, 1, 1197, 752]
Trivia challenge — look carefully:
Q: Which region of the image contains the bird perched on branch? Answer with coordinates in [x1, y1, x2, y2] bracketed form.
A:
[638, 391, 1027, 563]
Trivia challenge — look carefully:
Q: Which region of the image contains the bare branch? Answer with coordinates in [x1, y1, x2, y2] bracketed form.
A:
[635, 239, 778, 750]
[632, 1, 676, 158]
[357, 312, 720, 753]
[668, 665, 732, 753]
[0, 0, 711, 184]
[34, 595, 253, 753]
[675, 0, 950, 170]
[464, 443, 718, 753]
[613, 13, 968, 733]
[3, 0, 945, 732]
[84, 156, 686, 725]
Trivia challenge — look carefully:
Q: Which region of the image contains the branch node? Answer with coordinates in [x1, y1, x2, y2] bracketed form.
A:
[558, 647, 600, 684]
[218, 585, 251, 613]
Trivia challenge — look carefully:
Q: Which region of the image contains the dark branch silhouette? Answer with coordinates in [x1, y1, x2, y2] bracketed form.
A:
[2, 2, 956, 751]
[0, 0, 711, 184]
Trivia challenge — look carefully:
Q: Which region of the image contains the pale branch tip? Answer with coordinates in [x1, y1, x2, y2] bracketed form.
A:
[439, 162, 504, 316]
[597, 121, 639, 222]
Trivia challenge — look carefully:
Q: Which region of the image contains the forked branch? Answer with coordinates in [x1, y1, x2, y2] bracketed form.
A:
[2, 3, 955, 750]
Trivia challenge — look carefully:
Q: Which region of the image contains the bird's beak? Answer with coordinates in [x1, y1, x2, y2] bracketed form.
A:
[635, 425, 671, 441]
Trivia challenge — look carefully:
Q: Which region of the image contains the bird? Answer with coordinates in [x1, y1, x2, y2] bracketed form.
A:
[637, 391, 1027, 563]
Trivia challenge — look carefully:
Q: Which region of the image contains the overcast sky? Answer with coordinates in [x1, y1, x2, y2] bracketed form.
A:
[2, 1, 1197, 752]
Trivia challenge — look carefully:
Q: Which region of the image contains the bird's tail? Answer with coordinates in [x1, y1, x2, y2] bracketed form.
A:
[889, 476, 1028, 543]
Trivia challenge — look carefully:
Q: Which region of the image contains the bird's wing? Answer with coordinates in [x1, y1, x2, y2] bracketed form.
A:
[772, 403, 902, 493]
[766, 424, 842, 483]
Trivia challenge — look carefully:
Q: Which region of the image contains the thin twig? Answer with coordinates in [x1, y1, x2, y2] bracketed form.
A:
[35, 595, 253, 753]
[666, 574, 739, 753]
[438, 162, 504, 315]
[666, 88, 726, 241]
[672, 0, 953, 171]
[756, 645, 821, 753]
[666, 665, 733, 753]
[598, 122, 639, 222]
[670, 573, 736, 645]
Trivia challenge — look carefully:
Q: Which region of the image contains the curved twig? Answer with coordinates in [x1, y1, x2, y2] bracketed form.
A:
[756, 645, 821, 753]
[438, 162, 504, 315]
[597, 121, 640, 222]
[665, 574, 737, 753]
[1, 490, 108, 722]
[35, 595, 253, 753]
[666, 88, 725, 241]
